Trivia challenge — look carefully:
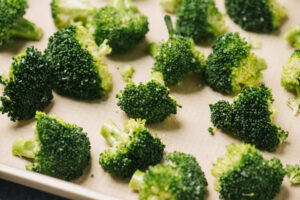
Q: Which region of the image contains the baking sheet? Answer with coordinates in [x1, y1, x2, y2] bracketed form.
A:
[1, 0, 300, 199]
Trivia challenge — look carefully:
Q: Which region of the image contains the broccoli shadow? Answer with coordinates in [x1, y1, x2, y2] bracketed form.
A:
[169, 73, 205, 94]
[53, 90, 112, 104]
[73, 162, 92, 184]
[275, 185, 289, 200]
[107, 40, 150, 62]
[274, 140, 290, 155]
[0, 40, 29, 54]
[148, 115, 181, 131]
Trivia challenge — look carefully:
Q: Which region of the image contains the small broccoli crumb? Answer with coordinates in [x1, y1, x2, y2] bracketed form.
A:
[286, 164, 300, 185]
[119, 65, 135, 83]
[90, 174, 94, 178]
[208, 127, 215, 135]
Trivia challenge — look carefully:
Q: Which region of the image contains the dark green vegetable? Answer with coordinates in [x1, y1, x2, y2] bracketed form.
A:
[90, 0, 149, 53]
[175, 0, 228, 43]
[0, 0, 43, 46]
[129, 151, 208, 200]
[45, 25, 112, 100]
[210, 85, 288, 151]
[225, 0, 287, 32]
[212, 143, 285, 200]
[12, 112, 91, 181]
[0, 47, 53, 122]
[205, 33, 267, 94]
[99, 119, 165, 178]
[149, 16, 206, 86]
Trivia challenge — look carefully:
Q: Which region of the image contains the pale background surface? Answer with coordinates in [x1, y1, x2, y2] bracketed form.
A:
[0, 0, 299, 199]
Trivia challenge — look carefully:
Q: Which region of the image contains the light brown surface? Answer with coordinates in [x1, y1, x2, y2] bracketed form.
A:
[0, 0, 300, 199]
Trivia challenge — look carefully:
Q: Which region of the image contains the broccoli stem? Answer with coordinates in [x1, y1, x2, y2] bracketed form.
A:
[12, 137, 38, 159]
[101, 120, 129, 146]
[164, 15, 174, 37]
[149, 71, 165, 85]
[110, 0, 134, 10]
[10, 18, 43, 41]
[129, 170, 145, 191]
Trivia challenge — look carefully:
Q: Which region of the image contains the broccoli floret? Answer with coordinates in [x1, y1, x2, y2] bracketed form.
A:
[285, 25, 300, 49]
[211, 143, 285, 200]
[281, 49, 300, 115]
[129, 151, 208, 200]
[0, 0, 43, 46]
[89, 0, 149, 53]
[286, 164, 300, 185]
[160, 0, 182, 13]
[119, 65, 135, 83]
[51, 0, 96, 29]
[149, 16, 206, 86]
[225, 0, 287, 32]
[44, 25, 112, 100]
[12, 112, 91, 181]
[205, 33, 267, 94]
[99, 119, 165, 178]
[0, 47, 53, 122]
[210, 85, 288, 151]
[117, 71, 181, 124]
[175, 0, 228, 43]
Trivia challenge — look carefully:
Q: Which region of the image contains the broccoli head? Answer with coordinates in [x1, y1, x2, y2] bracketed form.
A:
[0, 47, 53, 122]
[285, 25, 300, 49]
[210, 85, 288, 151]
[116, 71, 181, 124]
[175, 0, 228, 43]
[286, 164, 300, 185]
[12, 112, 91, 181]
[45, 25, 112, 100]
[90, 0, 149, 53]
[0, 0, 43, 46]
[129, 151, 208, 200]
[225, 0, 287, 32]
[281, 49, 300, 115]
[149, 16, 206, 86]
[205, 33, 267, 94]
[160, 0, 182, 13]
[99, 119, 165, 178]
[51, 0, 96, 29]
[211, 143, 285, 200]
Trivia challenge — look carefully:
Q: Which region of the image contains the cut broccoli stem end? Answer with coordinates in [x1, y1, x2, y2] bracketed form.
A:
[10, 18, 43, 41]
[287, 96, 300, 115]
[160, 0, 182, 13]
[101, 120, 129, 146]
[129, 170, 145, 191]
[119, 65, 135, 83]
[149, 71, 165, 86]
[110, 0, 134, 10]
[12, 137, 38, 159]
[286, 164, 300, 184]
[149, 42, 159, 57]
[164, 15, 175, 37]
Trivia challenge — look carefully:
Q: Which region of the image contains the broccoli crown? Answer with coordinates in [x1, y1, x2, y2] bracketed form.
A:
[211, 143, 285, 200]
[51, 0, 96, 29]
[175, 0, 227, 43]
[225, 0, 287, 32]
[151, 35, 206, 86]
[117, 73, 180, 124]
[45, 25, 112, 100]
[0, 47, 53, 122]
[12, 112, 91, 181]
[286, 164, 300, 185]
[285, 25, 300, 49]
[91, 0, 149, 53]
[210, 85, 288, 151]
[205, 33, 267, 94]
[129, 151, 208, 200]
[99, 119, 165, 178]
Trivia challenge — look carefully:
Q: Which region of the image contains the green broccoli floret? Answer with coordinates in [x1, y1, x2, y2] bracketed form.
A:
[99, 119, 165, 178]
[89, 0, 149, 53]
[225, 0, 287, 32]
[44, 25, 112, 100]
[160, 0, 182, 13]
[149, 16, 206, 86]
[129, 151, 208, 200]
[281, 49, 300, 115]
[286, 164, 300, 185]
[116, 71, 181, 124]
[175, 0, 228, 43]
[210, 85, 288, 152]
[285, 25, 300, 49]
[51, 0, 96, 29]
[12, 112, 91, 181]
[211, 143, 285, 200]
[205, 33, 267, 94]
[0, 47, 53, 122]
[0, 0, 43, 46]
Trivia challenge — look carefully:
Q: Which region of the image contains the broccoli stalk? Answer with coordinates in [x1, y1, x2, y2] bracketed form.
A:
[12, 137, 38, 160]
[101, 120, 130, 146]
[285, 25, 300, 49]
[119, 65, 135, 83]
[129, 170, 145, 191]
[160, 0, 182, 13]
[10, 18, 43, 41]
[286, 164, 300, 185]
